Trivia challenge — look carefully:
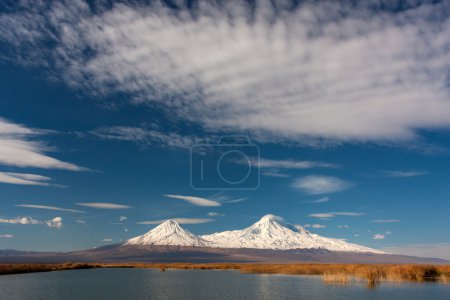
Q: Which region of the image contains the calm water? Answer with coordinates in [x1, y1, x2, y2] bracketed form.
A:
[0, 268, 449, 300]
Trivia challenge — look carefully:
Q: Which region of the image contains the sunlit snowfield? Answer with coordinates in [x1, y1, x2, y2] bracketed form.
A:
[1, 269, 449, 300]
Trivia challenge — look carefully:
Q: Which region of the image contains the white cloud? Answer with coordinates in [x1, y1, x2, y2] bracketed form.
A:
[338, 225, 350, 229]
[101, 238, 113, 242]
[371, 219, 401, 223]
[293, 176, 352, 194]
[261, 170, 290, 178]
[76, 202, 131, 209]
[0, 234, 13, 238]
[0, 118, 87, 171]
[138, 218, 214, 225]
[0, 216, 62, 228]
[16, 204, 84, 213]
[383, 170, 428, 178]
[310, 212, 364, 219]
[119, 216, 127, 222]
[0, 172, 55, 186]
[76, 219, 86, 224]
[164, 194, 221, 207]
[373, 234, 385, 240]
[2, 2, 450, 143]
[46, 217, 63, 229]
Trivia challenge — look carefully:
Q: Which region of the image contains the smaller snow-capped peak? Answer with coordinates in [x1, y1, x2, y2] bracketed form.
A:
[125, 219, 210, 247]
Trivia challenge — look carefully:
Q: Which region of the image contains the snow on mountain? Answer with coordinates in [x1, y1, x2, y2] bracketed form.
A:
[124, 214, 383, 253]
[201, 214, 384, 253]
[125, 219, 211, 247]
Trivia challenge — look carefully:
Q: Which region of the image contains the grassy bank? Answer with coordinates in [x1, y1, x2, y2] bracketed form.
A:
[1, 263, 449, 285]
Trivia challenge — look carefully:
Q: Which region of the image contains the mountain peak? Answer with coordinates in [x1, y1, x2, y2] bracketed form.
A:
[258, 214, 284, 223]
[124, 219, 210, 247]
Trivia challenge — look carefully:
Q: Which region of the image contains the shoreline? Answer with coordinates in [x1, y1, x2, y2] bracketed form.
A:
[1, 263, 449, 285]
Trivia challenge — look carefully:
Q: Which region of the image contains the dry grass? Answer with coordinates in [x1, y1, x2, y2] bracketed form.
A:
[1, 263, 449, 286]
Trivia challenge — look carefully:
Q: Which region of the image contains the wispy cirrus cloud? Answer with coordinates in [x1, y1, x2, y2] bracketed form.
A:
[137, 218, 214, 225]
[2, 1, 450, 143]
[0, 118, 88, 171]
[293, 176, 352, 195]
[0, 234, 13, 238]
[253, 158, 337, 169]
[90, 126, 201, 149]
[303, 197, 330, 204]
[261, 170, 290, 178]
[16, 204, 84, 213]
[76, 202, 131, 209]
[164, 194, 221, 207]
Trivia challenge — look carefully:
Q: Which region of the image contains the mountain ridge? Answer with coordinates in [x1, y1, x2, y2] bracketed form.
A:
[125, 214, 383, 254]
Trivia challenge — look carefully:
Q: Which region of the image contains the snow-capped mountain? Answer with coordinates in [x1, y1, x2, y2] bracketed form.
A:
[200, 214, 383, 253]
[125, 219, 211, 247]
[125, 214, 383, 253]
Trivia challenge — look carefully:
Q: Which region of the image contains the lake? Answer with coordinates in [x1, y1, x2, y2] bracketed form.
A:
[0, 268, 449, 299]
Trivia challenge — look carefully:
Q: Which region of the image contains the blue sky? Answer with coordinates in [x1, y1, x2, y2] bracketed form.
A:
[0, 0, 450, 259]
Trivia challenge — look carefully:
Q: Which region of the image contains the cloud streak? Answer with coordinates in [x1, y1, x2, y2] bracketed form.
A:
[16, 204, 84, 213]
[0, 118, 88, 171]
[76, 202, 131, 209]
[371, 219, 401, 223]
[164, 194, 221, 207]
[310, 212, 364, 219]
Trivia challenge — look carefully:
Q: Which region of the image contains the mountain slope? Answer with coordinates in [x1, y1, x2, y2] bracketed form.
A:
[201, 214, 383, 253]
[125, 219, 211, 247]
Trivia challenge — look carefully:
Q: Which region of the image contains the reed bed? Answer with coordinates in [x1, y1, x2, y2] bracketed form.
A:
[1, 263, 449, 286]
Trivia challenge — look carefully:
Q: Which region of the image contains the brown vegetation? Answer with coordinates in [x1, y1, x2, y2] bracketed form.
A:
[1, 262, 449, 286]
